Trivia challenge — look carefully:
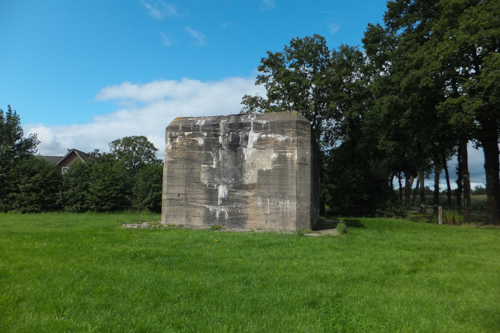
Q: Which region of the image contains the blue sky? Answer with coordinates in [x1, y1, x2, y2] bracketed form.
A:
[0, 0, 487, 186]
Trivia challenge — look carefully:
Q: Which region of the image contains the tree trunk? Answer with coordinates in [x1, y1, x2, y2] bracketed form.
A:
[434, 165, 441, 207]
[419, 170, 426, 213]
[442, 151, 452, 209]
[404, 174, 413, 207]
[482, 136, 500, 224]
[459, 139, 471, 221]
[398, 173, 403, 202]
[456, 147, 463, 211]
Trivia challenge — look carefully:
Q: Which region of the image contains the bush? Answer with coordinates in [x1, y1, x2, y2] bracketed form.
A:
[1, 158, 62, 212]
[59, 157, 131, 212]
[376, 200, 407, 218]
[443, 210, 464, 225]
[133, 164, 163, 213]
[336, 218, 348, 235]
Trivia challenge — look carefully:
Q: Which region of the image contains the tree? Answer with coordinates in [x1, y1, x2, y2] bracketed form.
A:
[134, 163, 163, 213]
[242, 36, 396, 215]
[59, 156, 131, 212]
[86, 156, 131, 212]
[109, 136, 161, 173]
[241, 34, 335, 142]
[1, 158, 62, 212]
[0, 105, 40, 207]
[363, 0, 459, 211]
[429, 0, 500, 223]
[58, 160, 92, 212]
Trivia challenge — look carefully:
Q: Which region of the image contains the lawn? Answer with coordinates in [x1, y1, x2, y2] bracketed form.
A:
[0, 213, 498, 332]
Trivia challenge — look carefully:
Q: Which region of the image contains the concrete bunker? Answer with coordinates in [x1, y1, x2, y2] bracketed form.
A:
[161, 112, 319, 231]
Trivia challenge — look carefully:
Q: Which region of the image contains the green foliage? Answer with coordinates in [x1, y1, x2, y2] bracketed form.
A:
[209, 224, 222, 231]
[108, 136, 161, 173]
[377, 200, 407, 218]
[472, 185, 487, 196]
[1, 213, 498, 332]
[360, 0, 500, 223]
[325, 142, 393, 216]
[242, 35, 395, 215]
[443, 210, 464, 226]
[133, 163, 163, 213]
[86, 158, 131, 212]
[59, 157, 131, 212]
[336, 218, 348, 235]
[471, 196, 488, 212]
[58, 161, 91, 212]
[0, 105, 40, 208]
[0, 158, 62, 212]
[241, 34, 333, 140]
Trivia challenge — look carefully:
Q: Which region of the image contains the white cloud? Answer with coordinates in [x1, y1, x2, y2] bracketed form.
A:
[328, 23, 340, 34]
[160, 32, 174, 46]
[27, 76, 264, 160]
[140, 0, 178, 19]
[185, 27, 206, 45]
[261, 0, 275, 10]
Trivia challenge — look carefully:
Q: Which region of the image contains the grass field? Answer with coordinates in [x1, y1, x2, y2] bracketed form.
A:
[1, 213, 499, 332]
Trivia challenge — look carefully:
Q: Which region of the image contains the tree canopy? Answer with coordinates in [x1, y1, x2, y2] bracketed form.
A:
[108, 136, 161, 173]
[242, 0, 499, 223]
[0, 105, 40, 211]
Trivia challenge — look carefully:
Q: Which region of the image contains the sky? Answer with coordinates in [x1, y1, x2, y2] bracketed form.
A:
[0, 0, 488, 188]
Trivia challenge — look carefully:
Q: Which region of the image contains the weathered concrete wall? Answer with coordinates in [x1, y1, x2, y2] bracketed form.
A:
[161, 112, 319, 231]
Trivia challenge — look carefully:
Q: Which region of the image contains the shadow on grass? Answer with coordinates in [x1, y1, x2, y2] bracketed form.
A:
[314, 218, 366, 230]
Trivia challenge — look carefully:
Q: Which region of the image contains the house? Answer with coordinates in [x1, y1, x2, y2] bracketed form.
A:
[40, 149, 92, 174]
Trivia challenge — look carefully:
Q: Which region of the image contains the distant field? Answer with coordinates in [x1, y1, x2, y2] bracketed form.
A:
[417, 195, 488, 218]
[1, 213, 499, 332]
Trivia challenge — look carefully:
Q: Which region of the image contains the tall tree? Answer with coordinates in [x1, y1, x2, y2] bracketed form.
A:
[59, 156, 131, 212]
[0, 105, 40, 208]
[2, 158, 62, 213]
[424, 0, 500, 223]
[134, 163, 163, 213]
[241, 34, 335, 142]
[242, 36, 395, 214]
[109, 136, 161, 173]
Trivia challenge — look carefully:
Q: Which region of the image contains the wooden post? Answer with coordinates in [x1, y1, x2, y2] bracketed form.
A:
[438, 206, 443, 225]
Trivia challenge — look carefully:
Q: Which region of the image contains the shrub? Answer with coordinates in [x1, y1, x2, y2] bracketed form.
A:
[59, 157, 131, 212]
[443, 210, 464, 225]
[376, 200, 407, 218]
[336, 218, 348, 235]
[1, 158, 62, 212]
[133, 164, 163, 213]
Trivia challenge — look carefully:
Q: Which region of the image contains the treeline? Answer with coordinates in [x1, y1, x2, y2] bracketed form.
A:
[0, 106, 163, 213]
[241, 0, 499, 223]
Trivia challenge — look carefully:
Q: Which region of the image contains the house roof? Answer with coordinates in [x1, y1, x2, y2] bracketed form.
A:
[38, 149, 91, 165]
[40, 155, 64, 164]
[56, 149, 91, 166]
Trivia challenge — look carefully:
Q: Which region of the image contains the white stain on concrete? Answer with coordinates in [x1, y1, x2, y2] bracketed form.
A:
[194, 137, 204, 146]
[260, 134, 289, 142]
[205, 205, 228, 220]
[217, 184, 228, 205]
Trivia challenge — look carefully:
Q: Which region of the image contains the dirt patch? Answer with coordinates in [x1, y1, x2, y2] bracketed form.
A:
[122, 222, 163, 229]
[122, 220, 340, 235]
[305, 229, 339, 236]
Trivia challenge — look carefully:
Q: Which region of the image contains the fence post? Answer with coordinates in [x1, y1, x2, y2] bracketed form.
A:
[438, 206, 443, 225]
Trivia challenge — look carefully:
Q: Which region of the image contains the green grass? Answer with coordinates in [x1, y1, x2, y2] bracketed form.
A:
[1, 213, 499, 332]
